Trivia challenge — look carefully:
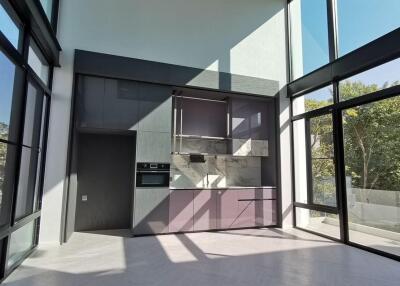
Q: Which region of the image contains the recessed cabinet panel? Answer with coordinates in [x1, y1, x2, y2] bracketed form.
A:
[231, 98, 270, 140]
[178, 98, 227, 137]
[138, 84, 172, 132]
[77, 76, 104, 129]
[218, 190, 238, 229]
[103, 79, 140, 130]
[136, 131, 171, 163]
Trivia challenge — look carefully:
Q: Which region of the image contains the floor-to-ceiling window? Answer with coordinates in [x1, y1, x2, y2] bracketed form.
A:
[0, 0, 60, 280]
[288, 0, 400, 260]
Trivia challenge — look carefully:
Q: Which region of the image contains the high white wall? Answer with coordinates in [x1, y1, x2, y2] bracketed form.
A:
[40, 0, 290, 243]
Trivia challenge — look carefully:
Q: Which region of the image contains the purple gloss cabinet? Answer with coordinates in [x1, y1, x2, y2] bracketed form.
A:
[169, 188, 277, 233]
[169, 190, 194, 232]
[193, 190, 218, 231]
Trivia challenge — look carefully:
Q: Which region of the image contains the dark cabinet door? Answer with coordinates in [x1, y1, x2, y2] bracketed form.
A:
[103, 79, 140, 130]
[77, 76, 104, 129]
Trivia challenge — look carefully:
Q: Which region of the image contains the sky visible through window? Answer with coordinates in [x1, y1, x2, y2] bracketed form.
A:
[337, 0, 400, 57]
[0, 52, 15, 126]
[0, 4, 19, 49]
[299, 0, 399, 100]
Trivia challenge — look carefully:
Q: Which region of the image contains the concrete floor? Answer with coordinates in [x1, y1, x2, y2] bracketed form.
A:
[4, 228, 400, 286]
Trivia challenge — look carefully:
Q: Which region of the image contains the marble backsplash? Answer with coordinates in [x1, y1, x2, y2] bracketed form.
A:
[232, 139, 268, 157]
[176, 137, 228, 154]
[170, 154, 261, 188]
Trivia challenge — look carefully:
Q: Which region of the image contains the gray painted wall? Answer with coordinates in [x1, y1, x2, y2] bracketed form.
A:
[41, 0, 289, 243]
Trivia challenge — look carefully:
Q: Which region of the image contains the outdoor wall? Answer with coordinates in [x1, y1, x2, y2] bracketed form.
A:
[40, 0, 289, 243]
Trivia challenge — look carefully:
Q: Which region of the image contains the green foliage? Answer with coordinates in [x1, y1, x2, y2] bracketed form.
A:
[305, 80, 400, 199]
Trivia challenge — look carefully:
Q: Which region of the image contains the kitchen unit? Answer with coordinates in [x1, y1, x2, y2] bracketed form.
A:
[132, 88, 278, 235]
[70, 75, 277, 236]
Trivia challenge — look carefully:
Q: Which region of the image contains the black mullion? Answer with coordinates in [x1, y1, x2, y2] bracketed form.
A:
[292, 84, 400, 121]
[288, 28, 400, 96]
[305, 118, 313, 205]
[335, 84, 400, 110]
[289, 98, 297, 227]
[51, 0, 60, 33]
[10, 23, 31, 227]
[332, 80, 348, 242]
[292, 104, 333, 121]
[333, 108, 348, 242]
[294, 202, 338, 214]
[327, 0, 338, 62]
[0, 31, 24, 67]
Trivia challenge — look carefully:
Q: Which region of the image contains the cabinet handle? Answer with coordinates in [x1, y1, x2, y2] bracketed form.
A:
[237, 199, 276, 202]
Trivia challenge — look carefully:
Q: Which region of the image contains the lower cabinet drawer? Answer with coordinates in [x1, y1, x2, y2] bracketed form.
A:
[134, 188, 169, 235]
[166, 188, 277, 233]
[193, 190, 218, 231]
[169, 190, 194, 232]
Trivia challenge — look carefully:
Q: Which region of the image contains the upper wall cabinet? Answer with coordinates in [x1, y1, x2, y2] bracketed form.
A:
[231, 98, 272, 140]
[138, 83, 172, 133]
[176, 97, 228, 138]
[77, 76, 104, 129]
[76, 76, 172, 132]
[103, 79, 140, 130]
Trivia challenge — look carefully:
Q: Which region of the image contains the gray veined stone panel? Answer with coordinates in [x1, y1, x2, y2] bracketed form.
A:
[136, 131, 171, 163]
[179, 137, 228, 154]
[231, 139, 269, 157]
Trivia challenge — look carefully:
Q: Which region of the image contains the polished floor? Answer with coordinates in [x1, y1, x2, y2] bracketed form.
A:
[4, 228, 400, 286]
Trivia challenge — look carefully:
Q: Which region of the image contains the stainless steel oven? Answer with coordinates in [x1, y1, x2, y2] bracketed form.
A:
[136, 163, 170, 187]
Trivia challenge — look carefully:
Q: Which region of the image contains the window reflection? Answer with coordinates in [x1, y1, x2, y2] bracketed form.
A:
[343, 96, 400, 256]
[289, 0, 330, 79]
[0, 3, 21, 50]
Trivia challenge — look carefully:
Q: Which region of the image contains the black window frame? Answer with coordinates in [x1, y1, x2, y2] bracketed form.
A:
[287, 0, 400, 261]
[0, 0, 60, 281]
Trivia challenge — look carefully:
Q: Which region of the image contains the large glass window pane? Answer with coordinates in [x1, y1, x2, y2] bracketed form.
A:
[293, 115, 337, 207]
[289, 0, 330, 80]
[293, 85, 333, 116]
[339, 58, 400, 101]
[337, 0, 400, 57]
[0, 3, 21, 50]
[343, 96, 400, 256]
[293, 119, 308, 204]
[39, 0, 53, 21]
[0, 50, 20, 143]
[0, 143, 16, 228]
[296, 208, 340, 239]
[28, 40, 49, 85]
[15, 148, 39, 220]
[310, 114, 336, 207]
[7, 221, 35, 270]
[22, 83, 44, 148]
